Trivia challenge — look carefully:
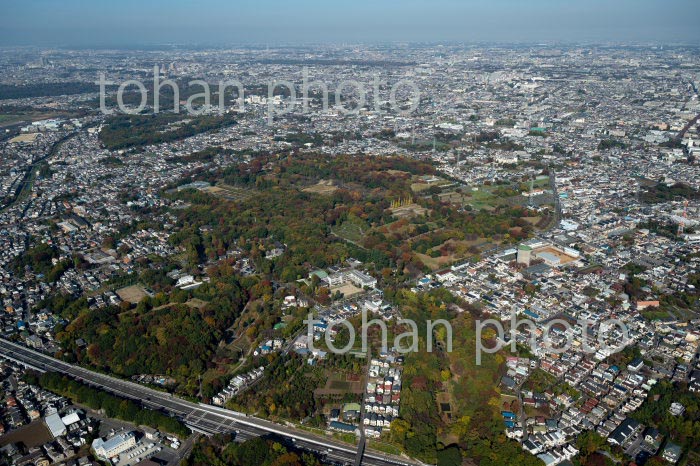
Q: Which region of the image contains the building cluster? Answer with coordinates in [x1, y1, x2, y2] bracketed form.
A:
[0, 361, 100, 466]
[0, 360, 181, 466]
[1, 44, 700, 465]
[212, 366, 265, 406]
[324, 352, 404, 440]
[362, 354, 403, 438]
[422, 224, 700, 464]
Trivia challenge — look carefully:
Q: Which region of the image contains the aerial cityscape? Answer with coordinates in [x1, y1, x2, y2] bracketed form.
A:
[1, 1, 700, 466]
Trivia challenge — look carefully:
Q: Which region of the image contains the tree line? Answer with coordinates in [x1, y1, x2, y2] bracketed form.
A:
[24, 371, 190, 437]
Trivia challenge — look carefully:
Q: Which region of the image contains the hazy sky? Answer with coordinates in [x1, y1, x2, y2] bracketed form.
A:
[1, 0, 698, 47]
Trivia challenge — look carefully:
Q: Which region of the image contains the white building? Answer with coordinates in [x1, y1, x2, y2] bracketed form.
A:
[435, 270, 457, 284]
[92, 432, 137, 460]
[326, 273, 346, 287]
[60, 412, 81, 427]
[347, 270, 377, 289]
[45, 413, 66, 438]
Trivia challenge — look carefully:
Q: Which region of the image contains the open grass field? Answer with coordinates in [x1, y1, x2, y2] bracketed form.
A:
[116, 284, 149, 304]
[369, 439, 403, 456]
[8, 133, 40, 143]
[439, 187, 498, 211]
[641, 309, 672, 321]
[534, 176, 551, 187]
[202, 183, 255, 202]
[0, 110, 74, 128]
[415, 238, 484, 270]
[438, 177, 552, 212]
[410, 177, 454, 193]
[329, 380, 352, 390]
[416, 252, 456, 271]
[302, 180, 339, 195]
[386, 169, 410, 175]
[186, 298, 209, 309]
[332, 215, 368, 244]
[315, 373, 364, 396]
[0, 114, 20, 123]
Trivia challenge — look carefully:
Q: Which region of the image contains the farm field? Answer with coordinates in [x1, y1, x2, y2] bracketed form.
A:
[0, 421, 52, 448]
[315, 373, 365, 396]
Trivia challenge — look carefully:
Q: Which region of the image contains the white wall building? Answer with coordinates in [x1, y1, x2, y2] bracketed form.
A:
[92, 432, 136, 460]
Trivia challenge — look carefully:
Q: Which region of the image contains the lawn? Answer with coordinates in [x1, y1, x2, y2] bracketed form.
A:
[416, 238, 488, 270]
[302, 180, 339, 195]
[369, 439, 403, 456]
[438, 177, 552, 212]
[202, 183, 256, 202]
[440, 187, 499, 211]
[0, 114, 20, 124]
[642, 309, 672, 321]
[332, 214, 369, 244]
[410, 174, 454, 193]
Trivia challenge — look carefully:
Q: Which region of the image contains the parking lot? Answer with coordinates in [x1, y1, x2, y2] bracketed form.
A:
[114, 437, 179, 466]
[97, 425, 181, 466]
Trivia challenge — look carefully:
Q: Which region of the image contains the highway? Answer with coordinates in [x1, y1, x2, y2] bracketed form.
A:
[0, 338, 418, 466]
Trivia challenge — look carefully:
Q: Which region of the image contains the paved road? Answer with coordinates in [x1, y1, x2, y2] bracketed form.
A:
[355, 348, 370, 466]
[0, 338, 418, 466]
